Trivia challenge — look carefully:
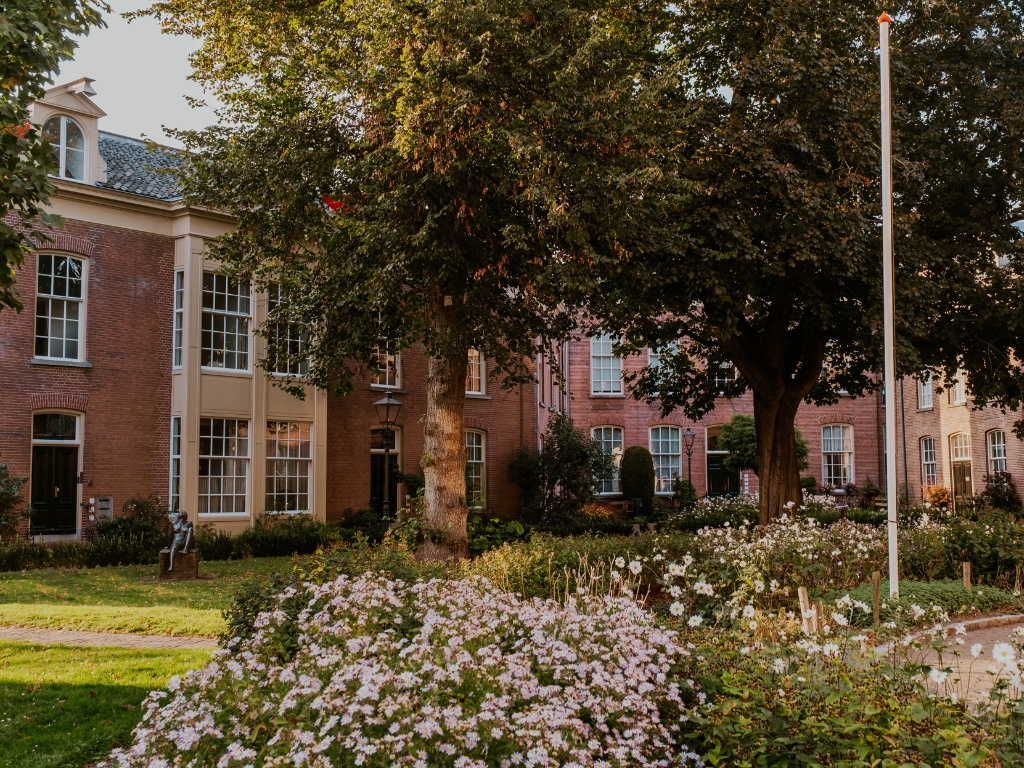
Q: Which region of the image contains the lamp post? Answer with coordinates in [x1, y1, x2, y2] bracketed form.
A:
[682, 427, 696, 485]
[374, 394, 402, 518]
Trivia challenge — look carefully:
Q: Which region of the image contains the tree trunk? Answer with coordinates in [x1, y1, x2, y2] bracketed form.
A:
[418, 311, 470, 562]
[752, 389, 804, 526]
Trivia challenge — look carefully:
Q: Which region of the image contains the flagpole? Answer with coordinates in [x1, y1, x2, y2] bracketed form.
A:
[879, 11, 899, 600]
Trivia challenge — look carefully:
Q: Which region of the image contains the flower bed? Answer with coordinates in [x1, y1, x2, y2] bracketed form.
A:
[103, 574, 704, 768]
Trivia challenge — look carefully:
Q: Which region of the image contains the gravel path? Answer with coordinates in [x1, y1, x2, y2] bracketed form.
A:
[0, 625, 218, 650]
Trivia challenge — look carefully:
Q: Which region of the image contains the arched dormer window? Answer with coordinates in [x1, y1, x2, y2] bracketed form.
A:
[41, 116, 86, 180]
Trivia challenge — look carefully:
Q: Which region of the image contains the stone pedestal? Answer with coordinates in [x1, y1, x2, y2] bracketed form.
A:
[158, 549, 199, 580]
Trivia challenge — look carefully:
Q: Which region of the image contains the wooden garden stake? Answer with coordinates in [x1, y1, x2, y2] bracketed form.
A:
[963, 562, 971, 591]
[871, 571, 881, 625]
[798, 586, 813, 634]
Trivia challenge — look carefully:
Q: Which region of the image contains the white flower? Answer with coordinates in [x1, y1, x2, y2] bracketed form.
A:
[971, 643, 984, 658]
[670, 602, 686, 616]
[683, 554, 694, 566]
[694, 581, 714, 596]
[614, 557, 626, 569]
[742, 605, 756, 619]
[993, 643, 1016, 664]
[628, 560, 643, 575]
[772, 658, 787, 674]
[754, 580, 765, 594]
[910, 604, 926, 620]
[835, 594, 853, 610]
[831, 612, 849, 627]
[748, 620, 758, 631]
[822, 643, 841, 658]
[610, 570, 620, 582]
[769, 579, 780, 592]
[929, 668, 949, 685]
[668, 585, 682, 598]
[688, 615, 703, 628]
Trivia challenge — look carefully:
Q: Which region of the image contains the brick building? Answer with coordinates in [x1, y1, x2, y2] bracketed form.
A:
[0, 80, 533, 540]
[1, 80, 1020, 541]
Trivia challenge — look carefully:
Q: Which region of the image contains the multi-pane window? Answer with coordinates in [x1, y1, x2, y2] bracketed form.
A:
[713, 364, 738, 392]
[987, 430, 1007, 473]
[648, 342, 678, 370]
[267, 283, 308, 376]
[650, 426, 681, 494]
[374, 340, 401, 388]
[41, 116, 85, 180]
[170, 417, 181, 510]
[949, 371, 966, 405]
[198, 418, 249, 514]
[466, 349, 484, 394]
[918, 374, 933, 409]
[266, 421, 312, 512]
[173, 271, 184, 368]
[592, 426, 623, 494]
[950, 433, 972, 462]
[590, 335, 622, 394]
[921, 436, 937, 488]
[822, 424, 853, 487]
[465, 431, 485, 507]
[35, 254, 84, 360]
[201, 272, 250, 370]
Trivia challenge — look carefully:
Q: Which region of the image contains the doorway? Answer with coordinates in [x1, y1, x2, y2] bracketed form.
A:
[952, 461, 973, 500]
[369, 428, 401, 517]
[706, 425, 740, 497]
[30, 412, 81, 536]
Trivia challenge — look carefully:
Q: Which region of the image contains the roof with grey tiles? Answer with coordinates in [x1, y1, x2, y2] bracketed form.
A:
[97, 131, 181, 200]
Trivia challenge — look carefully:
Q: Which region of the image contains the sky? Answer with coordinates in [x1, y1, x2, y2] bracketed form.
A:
[55, 0, 219, 146]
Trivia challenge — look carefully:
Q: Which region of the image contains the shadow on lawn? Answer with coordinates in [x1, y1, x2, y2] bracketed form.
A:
[0, 681, 149, 768]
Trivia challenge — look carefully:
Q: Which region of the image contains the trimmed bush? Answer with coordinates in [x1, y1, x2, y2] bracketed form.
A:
[620, 445, 655, 514]
[0, 461, 27, 541]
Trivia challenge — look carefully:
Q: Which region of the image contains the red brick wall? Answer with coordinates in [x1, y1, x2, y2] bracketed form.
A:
[325, 349, 535, 520]
[551, 335, 884, 498]
[0, 218, 174, 534]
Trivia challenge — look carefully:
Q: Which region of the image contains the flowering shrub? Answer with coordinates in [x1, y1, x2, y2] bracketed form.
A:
[104, 574, 704, 768]
[667, 494, 759, 532]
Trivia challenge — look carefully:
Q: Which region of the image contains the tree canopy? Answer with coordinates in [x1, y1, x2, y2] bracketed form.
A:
[1, 0, 106, 313]
[718, 415, 808, 476]
[144, 0, 666, 557]
[588, 0, 1024, 522]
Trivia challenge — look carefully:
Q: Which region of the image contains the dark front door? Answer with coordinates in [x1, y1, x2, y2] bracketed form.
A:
[31, 445, 78, 535]
[952, 461, 973, 501]
[370, 453, 400, 517]
[707, 453, 740, 496]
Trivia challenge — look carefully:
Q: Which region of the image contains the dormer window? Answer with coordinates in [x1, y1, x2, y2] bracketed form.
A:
[41, 116, 85, 180]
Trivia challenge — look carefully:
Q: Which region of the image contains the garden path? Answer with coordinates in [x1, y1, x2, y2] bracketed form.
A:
[0, 625, 218, 650]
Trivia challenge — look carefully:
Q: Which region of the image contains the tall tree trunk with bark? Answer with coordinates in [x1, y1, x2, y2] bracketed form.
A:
[418, 307, 470, 561]
[752, 389, 804, 525]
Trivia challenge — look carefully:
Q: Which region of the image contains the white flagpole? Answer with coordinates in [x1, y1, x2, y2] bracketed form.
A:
[879, 12, 900, 600]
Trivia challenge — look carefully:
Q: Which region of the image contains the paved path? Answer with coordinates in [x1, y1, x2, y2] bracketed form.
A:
[0, 626, 218, 650]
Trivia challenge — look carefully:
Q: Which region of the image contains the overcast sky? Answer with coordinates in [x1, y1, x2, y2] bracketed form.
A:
[56, 0, 218, 146]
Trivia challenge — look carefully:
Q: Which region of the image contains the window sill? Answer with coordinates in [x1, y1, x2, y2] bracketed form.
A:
[917, 406, 934, 412]
[465, 393, 491, 400]
[30, 357, 92, 369]
[197, 512, 251, 518]
[370, 385, 406, 393]
[200, 367, 253, 377]
[590, 393, 626, 398]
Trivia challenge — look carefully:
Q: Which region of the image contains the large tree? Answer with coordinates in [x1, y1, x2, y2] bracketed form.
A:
[143, 0, 665, 558]
[1, 0, 106, 313]
[588, 0, 1024, 524]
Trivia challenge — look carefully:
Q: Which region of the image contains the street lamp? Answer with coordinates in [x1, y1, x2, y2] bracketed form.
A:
[374, 393, 402, 518]
[682, 427, 696, 485]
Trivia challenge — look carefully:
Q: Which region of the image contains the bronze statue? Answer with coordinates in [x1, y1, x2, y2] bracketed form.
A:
[167, 510, 194, 571]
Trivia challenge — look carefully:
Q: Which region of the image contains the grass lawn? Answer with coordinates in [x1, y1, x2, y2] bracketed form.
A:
[0, 640, 210, 768]
[0, 557, 293, 637]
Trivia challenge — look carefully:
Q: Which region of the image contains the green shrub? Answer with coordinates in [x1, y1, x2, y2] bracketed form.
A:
[620, 446, 655, 514]
[834, 579, 1024, 627]
[672, 477, 698, 510]
[196, 525, 235, 561]
[466, 510, 529, 556]
[197, 514, 342, 561]
[668, 494, 759, 532]
[982, 471, 1023, 511]
[718, 413, 809, 474]
[510, 413, 613, 524]
[95, 515, 165, 552]
[0, 541, 50, 570]
[335, 507, 389, 545]
[0, 461, 27, 541]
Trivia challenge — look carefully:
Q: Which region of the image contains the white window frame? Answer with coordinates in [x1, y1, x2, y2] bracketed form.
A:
[173, 270, 184, 368]
[465, 430, 486, 507]
[201, 271, 251, 371]
[41, 115, 86, 180]
[267, 283, 308, 377]
[950, 432, 972, 462]
[918, 374, 932, 409]
[949, 371, 967, 406]
[648, 341, 679, 370]
[466, 348, 485, 394]
[650, 426, 681, 495]
[822, 424, 854, 487]
[265, 421, 312, 513]
[34, 253, 86, 362]
[987, 430, 1007, 474]
[170, 416, 181, 510]
[373, 340, 401, 389]
[590, 334, 622, 395]
[592, 426, 623, 494]
[920, 436, 937, 488]
[198, 417, 250, 516]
